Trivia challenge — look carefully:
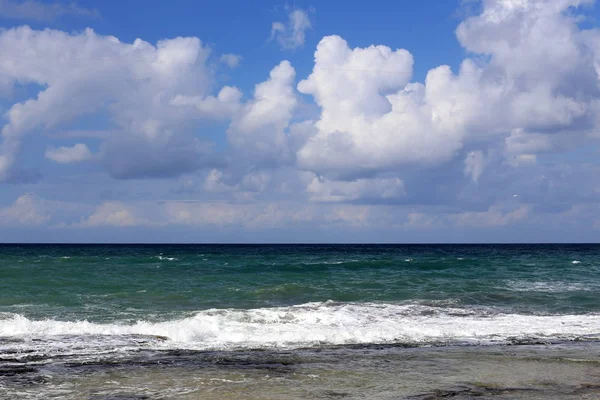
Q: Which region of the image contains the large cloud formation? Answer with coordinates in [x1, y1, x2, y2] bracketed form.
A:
[2, 0, 600, 237]
[0, 26, 215, 180]
[0, 26, 298, 181]
[297, 0, 600, 182]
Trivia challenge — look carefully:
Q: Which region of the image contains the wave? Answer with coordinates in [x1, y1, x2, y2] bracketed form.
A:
[1, 302, 599, 353]
[503, 280, 594, 293]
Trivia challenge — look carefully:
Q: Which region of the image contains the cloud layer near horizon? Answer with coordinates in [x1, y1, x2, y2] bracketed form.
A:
[1, 0, 600, 240]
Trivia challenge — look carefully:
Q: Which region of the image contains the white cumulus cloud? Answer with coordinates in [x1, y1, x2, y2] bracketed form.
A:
[3, 0, 600, 238]
[0, 26, 214, 181]
[295, 0, 600, 186]
[227, 60, 297, 162]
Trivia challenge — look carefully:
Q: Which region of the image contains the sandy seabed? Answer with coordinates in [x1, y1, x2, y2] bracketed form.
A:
[2, 340, 600, 399]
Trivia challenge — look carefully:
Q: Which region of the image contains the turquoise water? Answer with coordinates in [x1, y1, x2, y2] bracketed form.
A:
[1, 244, 599, 322]
[2, 244, 600, 399]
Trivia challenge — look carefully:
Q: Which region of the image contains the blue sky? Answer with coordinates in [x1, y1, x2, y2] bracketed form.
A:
[0, 0, 600, 242]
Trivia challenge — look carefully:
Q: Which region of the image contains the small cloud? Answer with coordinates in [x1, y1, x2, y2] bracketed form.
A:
[270, 8, 312, 50]
[0, 193, 49, 225]
[0, 0, 99, 22]
[45, 143, 93, 164]
[80, 202, 146, 227]
[219, 53, 243, 69]
[464, 151, 485, 182]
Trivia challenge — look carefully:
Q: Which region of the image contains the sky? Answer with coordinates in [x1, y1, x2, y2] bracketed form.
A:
[0, 0, 600, 243]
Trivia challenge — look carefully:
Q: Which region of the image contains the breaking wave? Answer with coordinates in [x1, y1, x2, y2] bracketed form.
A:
[1, 302, 599, 354]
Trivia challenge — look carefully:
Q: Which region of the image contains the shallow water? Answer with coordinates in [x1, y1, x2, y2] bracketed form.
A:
[2, 342, 600, 399]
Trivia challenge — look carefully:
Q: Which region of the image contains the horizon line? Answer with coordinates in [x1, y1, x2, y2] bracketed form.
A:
[0, 242, 598, 245]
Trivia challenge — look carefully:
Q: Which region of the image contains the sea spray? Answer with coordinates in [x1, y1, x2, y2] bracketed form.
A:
[2, 302, 600, 353]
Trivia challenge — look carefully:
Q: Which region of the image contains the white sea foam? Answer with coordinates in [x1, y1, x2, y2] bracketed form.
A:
[504, 280, 593, 293]
[1, 302, 599, 354]
[297, 259, 359, 266]
[157, 255, 177, 261]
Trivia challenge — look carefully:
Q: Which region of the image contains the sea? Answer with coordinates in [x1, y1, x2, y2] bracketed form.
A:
[1, 244, 600, 399]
